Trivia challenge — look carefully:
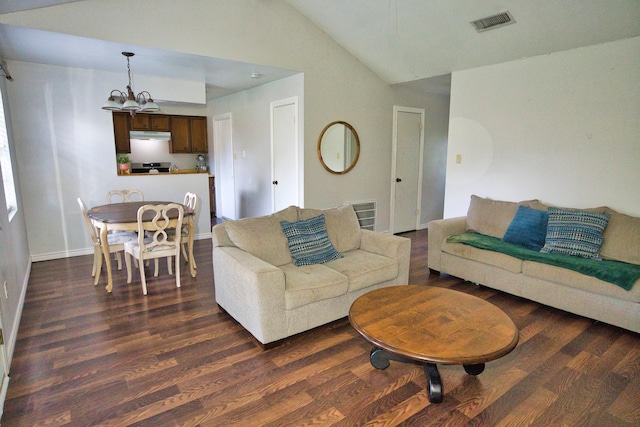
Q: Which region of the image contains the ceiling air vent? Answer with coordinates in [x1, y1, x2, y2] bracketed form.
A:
[471, 11, 515, 32]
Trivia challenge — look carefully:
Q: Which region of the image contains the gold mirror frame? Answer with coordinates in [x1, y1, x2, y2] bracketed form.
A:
[317, 121, 360, 174]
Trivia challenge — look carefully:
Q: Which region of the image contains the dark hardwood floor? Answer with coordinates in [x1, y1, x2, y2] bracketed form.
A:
[3, 229, 639, 426]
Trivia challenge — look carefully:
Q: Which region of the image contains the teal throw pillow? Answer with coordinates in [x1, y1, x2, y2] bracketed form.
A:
[502, 205, 549, 251]
[540, 207, 610, 260]
[280, 214, 343, 266]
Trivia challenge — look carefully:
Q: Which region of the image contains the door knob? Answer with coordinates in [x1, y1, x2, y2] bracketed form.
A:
[396, 178, 402, 182]
[272, 180, 278, 185]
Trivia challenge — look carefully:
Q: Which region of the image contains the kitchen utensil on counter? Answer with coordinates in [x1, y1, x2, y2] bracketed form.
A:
[196, 155, 208, 172]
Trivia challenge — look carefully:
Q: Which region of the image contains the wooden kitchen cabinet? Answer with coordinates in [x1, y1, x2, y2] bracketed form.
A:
[130, 114, 150, 130]
[170, 116, 190, 153]
[112, 112, 131, 153]
[150, 115, 170, 131]
[130, 114, 170, 131]
[113, 112, 206, 154]
[170, 116, 208, 153]
[190, 116, 208, 153]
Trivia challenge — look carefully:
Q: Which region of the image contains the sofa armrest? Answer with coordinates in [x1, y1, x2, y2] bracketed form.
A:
[212, 246, 286, 344]
[360, 229, 411, 284]
[211, 223, 234, 247]
[427, 216, 467, 272]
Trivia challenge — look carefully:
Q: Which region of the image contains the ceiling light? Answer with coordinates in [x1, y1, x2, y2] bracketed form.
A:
[102, 52, 159, 115]
[250, 72, 262, 79]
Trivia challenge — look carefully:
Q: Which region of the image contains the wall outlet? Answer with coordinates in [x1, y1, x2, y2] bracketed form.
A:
[456, 154, 462, 164]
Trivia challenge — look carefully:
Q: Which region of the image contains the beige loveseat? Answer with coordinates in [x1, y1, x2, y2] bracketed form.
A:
[212, 205, 411, 347]
[428, 196, 640, 333]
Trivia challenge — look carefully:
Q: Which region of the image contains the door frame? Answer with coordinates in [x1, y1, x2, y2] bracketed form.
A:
[270, 96, 300, 212]
[390, 105, 426, 234]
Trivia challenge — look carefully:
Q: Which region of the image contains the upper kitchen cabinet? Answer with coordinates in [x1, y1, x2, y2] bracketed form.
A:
[190, 117, 208, 153]
[130, 114, 171, 131]
[170, 116, 208, 153]
[113, 112, 207, 154]
[170, 116, 190, 153]
[151, 115, 171, 131]
[113, 112, 131, 153]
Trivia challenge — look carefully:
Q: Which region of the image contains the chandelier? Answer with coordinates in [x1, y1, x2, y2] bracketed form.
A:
[101, 52, 159, 114]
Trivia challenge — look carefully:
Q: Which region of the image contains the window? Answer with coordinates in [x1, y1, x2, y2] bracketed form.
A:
[0, 88, 17, 220]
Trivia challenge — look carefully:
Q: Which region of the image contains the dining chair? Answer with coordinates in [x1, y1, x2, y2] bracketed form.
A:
[107, 189, 144, 203]
[77, 198, 137, 285]
[179, 192, 198, 267]
[124, 203, 184, 295]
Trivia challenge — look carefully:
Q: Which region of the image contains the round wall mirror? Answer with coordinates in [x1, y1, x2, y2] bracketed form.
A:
[317, 121, 360, 174]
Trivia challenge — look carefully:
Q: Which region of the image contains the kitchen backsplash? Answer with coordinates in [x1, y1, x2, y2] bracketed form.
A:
[129, 138, 209, 171]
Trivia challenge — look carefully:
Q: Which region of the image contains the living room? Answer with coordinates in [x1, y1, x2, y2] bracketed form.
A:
[0, 1, 638, 424]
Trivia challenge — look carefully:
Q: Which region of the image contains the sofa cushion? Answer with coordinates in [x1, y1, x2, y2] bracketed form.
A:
[541, 207, 611, 260]
[600, 207, 640, 265]
[280, 215, 344, 266]
[502, 206, 549, 251]
[299, 204, 361, 252]
[522, 261, 640, 303]
[442, 240, 523, 274]
[224, 206, 298, 267]
[466, 195, 542, 239]
[325, 249, 398, 291]
[281, 263, 348, 310]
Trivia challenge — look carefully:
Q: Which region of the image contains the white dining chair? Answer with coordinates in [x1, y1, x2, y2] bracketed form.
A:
[107, 189, 144, 203]
[124, 203, 184, 295]
[179, 192, 198, 267]
[77, 198, 137, 285]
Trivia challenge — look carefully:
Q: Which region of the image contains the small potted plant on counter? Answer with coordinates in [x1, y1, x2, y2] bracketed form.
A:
[117, 154, 131, 175]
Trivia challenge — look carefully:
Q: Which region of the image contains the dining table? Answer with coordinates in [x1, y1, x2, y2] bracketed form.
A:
[87, 201, 196, 293]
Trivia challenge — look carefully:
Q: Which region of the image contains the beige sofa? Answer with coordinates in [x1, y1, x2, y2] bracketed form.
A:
[428, 196, 640, 333]
[212, 205, 411, 347]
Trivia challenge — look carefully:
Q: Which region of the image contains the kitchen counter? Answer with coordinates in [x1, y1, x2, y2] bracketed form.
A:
[125, 169, 209, 176]
[170, 169, 208, 174]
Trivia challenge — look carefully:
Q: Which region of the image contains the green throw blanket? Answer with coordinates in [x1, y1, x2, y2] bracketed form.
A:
[447, 233, 640, 291]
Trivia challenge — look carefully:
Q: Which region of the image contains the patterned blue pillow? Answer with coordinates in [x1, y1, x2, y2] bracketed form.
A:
[502, 205, 549, 251]
[280, 215, 343, 266]
[540, 207, 610, 260]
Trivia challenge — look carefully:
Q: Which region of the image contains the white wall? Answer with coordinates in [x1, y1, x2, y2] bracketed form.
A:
[209, 74, 304, 219]
[0, 78, 30, 365]
[6, 61, 212, 260]
[445, 36, 640, 218]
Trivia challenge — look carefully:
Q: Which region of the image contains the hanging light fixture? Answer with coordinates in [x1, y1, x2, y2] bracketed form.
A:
[102, 52, 159, 114]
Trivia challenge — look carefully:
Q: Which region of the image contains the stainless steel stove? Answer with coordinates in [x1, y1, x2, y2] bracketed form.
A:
[130, 162, 171, 174]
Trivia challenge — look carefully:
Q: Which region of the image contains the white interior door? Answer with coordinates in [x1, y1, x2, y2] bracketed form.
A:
[271, 97, 299, 212]
[214, 114, 237, 220]
[391, 106, 425, 233]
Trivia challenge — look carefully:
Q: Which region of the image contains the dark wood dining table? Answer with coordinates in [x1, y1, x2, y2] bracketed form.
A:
[87, 201, 196, 293]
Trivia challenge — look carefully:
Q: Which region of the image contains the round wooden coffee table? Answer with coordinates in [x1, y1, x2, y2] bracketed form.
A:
[349, 285, 519, 403]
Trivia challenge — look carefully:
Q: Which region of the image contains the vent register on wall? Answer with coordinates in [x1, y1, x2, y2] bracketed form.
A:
[348, 201, 376, 231]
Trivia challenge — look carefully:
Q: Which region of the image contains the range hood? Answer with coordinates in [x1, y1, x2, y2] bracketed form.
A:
[129, 131, 171, 140]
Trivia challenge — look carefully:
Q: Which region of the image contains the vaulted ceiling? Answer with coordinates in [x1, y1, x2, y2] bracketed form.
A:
[287, 0, 640, 92]
[1, 0, 639, 97]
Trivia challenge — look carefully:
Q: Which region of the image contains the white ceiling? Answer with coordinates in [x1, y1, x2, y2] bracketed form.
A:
[1, 0, 639, 98]
[287, 0, 640, 87]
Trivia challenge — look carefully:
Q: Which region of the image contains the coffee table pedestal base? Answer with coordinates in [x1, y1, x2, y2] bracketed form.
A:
[370, 347, 485, 403]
